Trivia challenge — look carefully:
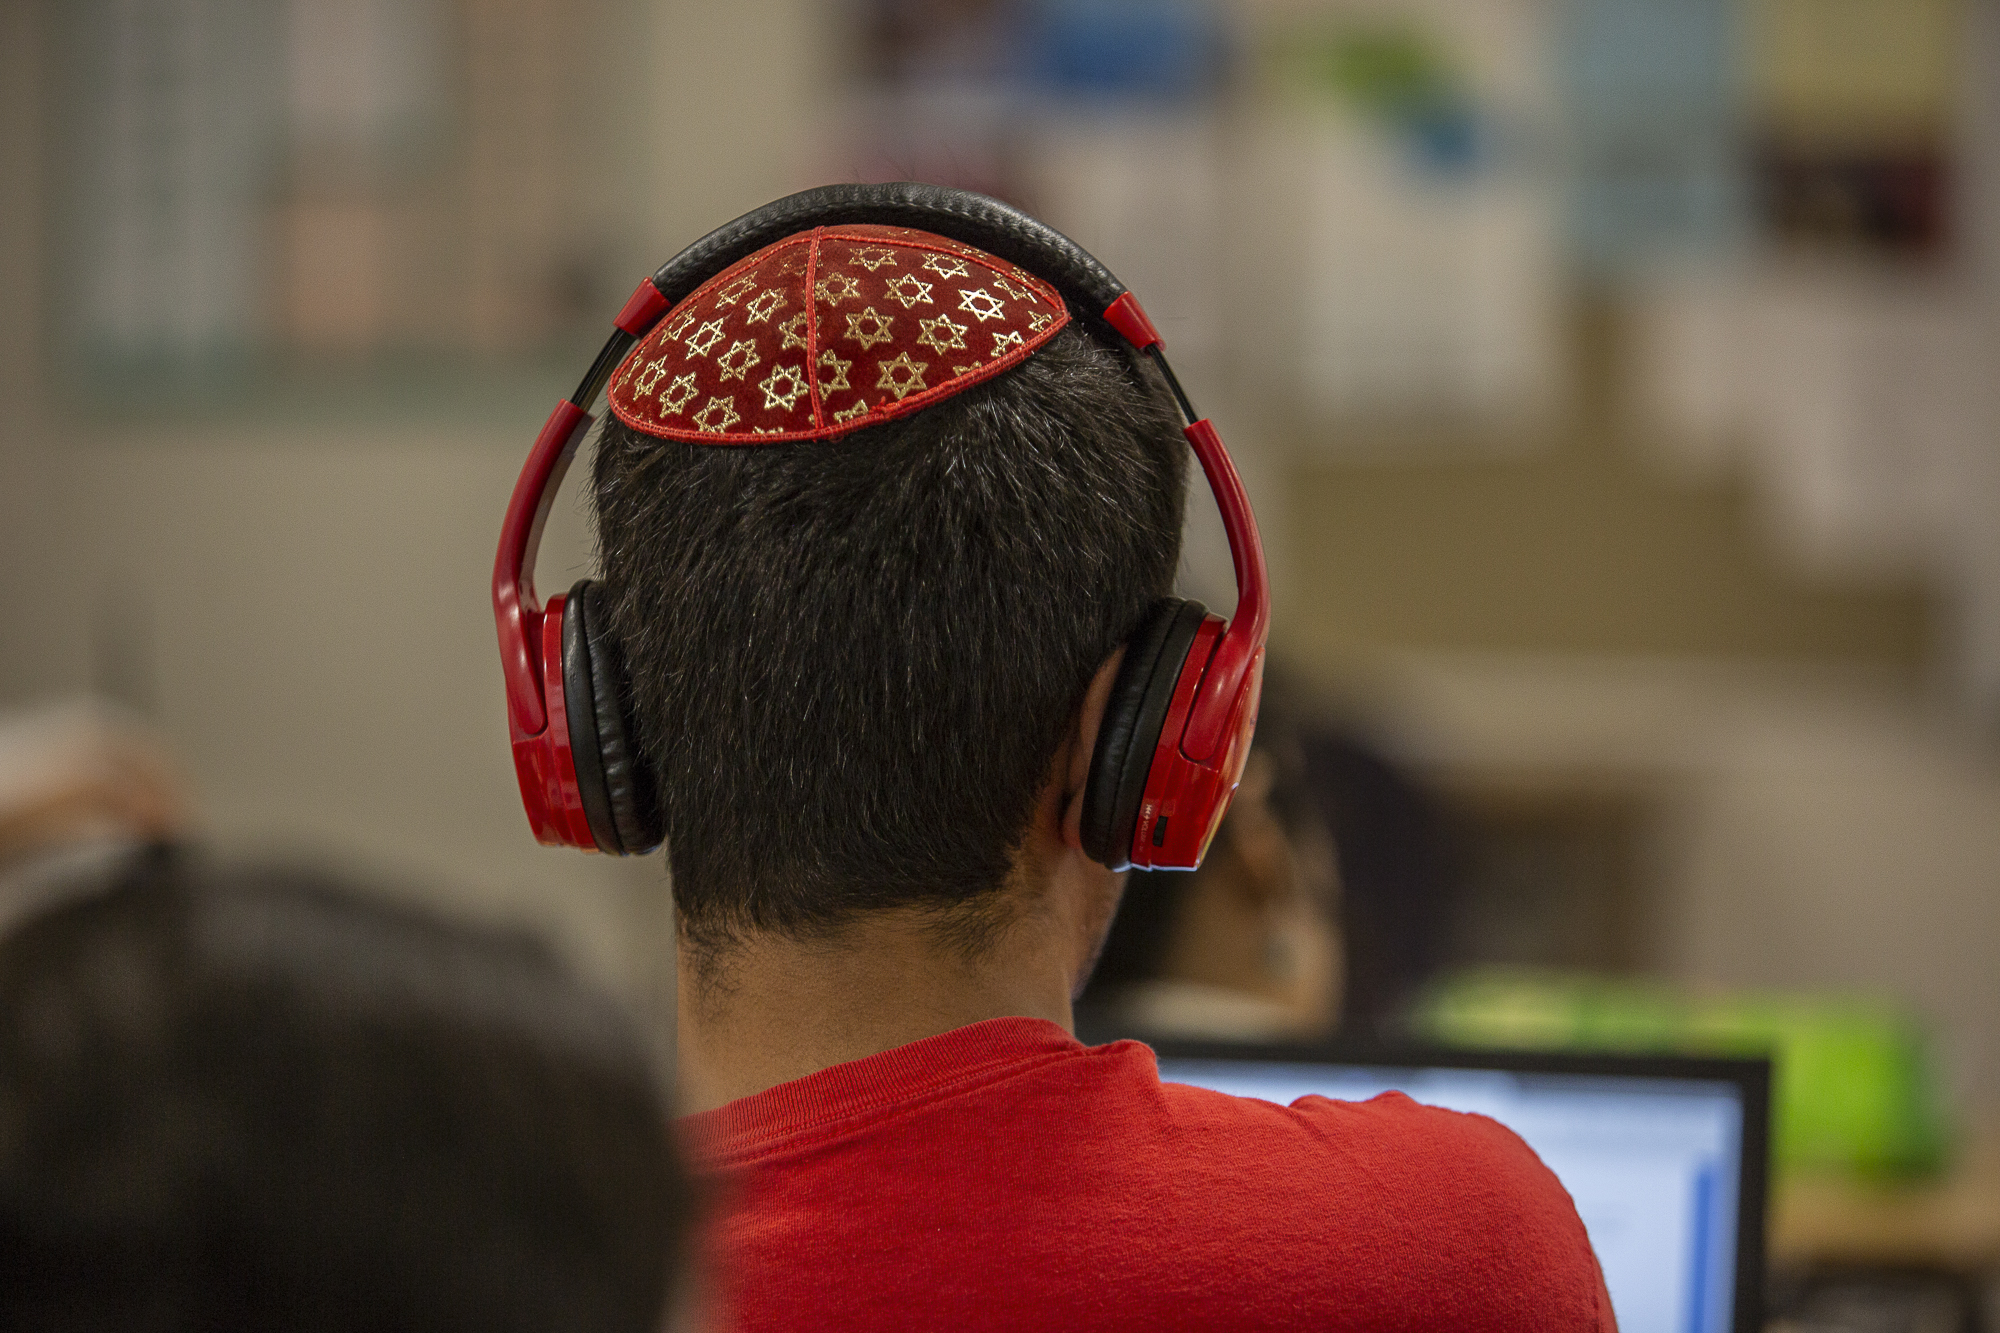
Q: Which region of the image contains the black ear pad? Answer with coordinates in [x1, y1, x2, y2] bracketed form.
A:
[561, 580, 663, 856]
[1079, 598, 1209, 870]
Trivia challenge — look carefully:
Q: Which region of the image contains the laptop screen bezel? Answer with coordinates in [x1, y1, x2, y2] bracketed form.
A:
[1122, 1034, 1771, 1333]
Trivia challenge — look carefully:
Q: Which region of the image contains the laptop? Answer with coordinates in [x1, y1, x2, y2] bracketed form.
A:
[1139, 1038, 1770, 1333]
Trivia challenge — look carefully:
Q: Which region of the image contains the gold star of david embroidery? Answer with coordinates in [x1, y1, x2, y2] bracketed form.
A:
[815, 273, 861, 306]
[832, 399, 869, 423]
[849, 246, 898, 271]
[817, 348, 851, 391]
[716, 339, 762, 382]
[715, 274, 758, 306]
[990, 329, 1025, 357]
[875, 350, 929, 401]
[957, 288, 1005, 322]
[659, 372, 698, 415]
[952, 363, 980, 375]
[758, 363, 807, 410]
[746, 288, 787, 324]
[634, 354, 670, 396]
[922, 253, 970, 280]
[1028, 311, 1053, 333]
[917, 313, 967, 352]
[885, 273, 933, 309]
[844, 306, 893, 349]
[772, 251, 808, 277]
[991, 275, 1034, 303]
[692, 396, 740, 433]
[685, 318, 726, 357]
[780, 312, 810, 351]
[665, 309, 698, 341]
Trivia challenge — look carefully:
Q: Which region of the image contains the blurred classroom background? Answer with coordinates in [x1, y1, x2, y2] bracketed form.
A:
[1, 0, 1997, 1322]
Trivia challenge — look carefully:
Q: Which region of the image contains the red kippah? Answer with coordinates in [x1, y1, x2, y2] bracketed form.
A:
[606, 225, 1072, 444]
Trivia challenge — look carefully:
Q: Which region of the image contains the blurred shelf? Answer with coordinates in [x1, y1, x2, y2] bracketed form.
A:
[60, 355, 582, 433]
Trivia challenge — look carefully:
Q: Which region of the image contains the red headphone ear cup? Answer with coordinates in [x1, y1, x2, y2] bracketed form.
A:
[1080, 599, 1209, 869]
[560, 580, 663, 856]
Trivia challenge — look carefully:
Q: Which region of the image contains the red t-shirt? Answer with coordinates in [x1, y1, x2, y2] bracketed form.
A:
[683, 1017, 1616, 1331]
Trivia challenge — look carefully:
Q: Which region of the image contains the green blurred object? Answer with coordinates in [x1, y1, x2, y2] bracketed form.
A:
[1415, 970, 1953, 1179]
[1321, 25, 1458, 121]
[1272, 19, 1459, 114]
[1268, 19, 1485, 176]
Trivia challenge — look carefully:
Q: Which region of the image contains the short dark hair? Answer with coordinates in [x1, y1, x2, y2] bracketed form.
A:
[0, 848, 690, 1333]
[593, 323, 1187, 952]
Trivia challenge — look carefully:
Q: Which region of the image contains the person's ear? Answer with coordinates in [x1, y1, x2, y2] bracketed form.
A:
[1060, 649, 1125, 852]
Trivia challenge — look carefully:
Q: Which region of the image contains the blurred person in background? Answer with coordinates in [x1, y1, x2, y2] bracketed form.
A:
[0, 847, 696, 1333]
[1301, 721, 1462, 1034]
[1078, 677, 1344, 1042]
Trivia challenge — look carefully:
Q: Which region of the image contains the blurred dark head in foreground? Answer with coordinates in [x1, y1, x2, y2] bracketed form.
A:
[0, 849, 691, 1333]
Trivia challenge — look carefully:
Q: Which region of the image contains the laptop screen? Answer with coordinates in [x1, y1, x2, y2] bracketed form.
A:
[1154, 1052, 1767, 1333]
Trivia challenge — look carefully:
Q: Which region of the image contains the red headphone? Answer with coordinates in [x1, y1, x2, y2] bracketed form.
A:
[494, 184, 1267, 871]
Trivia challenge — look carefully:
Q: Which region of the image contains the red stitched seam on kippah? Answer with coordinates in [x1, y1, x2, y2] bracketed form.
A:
[803, 228, 825, 432]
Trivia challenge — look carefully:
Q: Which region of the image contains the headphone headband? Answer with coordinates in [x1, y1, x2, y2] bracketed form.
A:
[495, 183, 1269, 865]
[651, 183, 1128, 318]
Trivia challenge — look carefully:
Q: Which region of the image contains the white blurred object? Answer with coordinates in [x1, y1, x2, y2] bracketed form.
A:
[0, 700, 189, 861]
[1633, 268, 1980, 577]
[1025, 111, 1224, 384]
[1630, 0, 2000, 722]
[284, 0, 443, 154]
[1631, 266, 2000, 715]
[1266, 0, 1566, 439]
[70, 0, 281, 366]
[1294, 116, 1562, 429]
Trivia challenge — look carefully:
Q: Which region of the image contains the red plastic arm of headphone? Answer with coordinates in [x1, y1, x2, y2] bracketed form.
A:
[1103, 292, 1163, 350]
[613, 279, 670, 336]
[1178, 417, 1270, 763]
[494, 399, 592, 738]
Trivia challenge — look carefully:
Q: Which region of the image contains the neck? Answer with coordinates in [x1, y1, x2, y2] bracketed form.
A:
[672, 716, 1129, 1116]
[674, 895, 1091, 1115]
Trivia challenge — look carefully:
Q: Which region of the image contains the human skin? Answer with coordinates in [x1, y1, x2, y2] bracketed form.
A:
[674, 654, 1127, 1115]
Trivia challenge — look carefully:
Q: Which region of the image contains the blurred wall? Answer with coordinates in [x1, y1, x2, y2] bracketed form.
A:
[2, 0, 1997, 1103]
[1276, 390, 1933, 669]
[0, 0, 56, 702]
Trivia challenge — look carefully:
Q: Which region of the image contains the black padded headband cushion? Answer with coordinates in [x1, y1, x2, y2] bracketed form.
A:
[650, 183, 1126, 326]
[562, 579, 663, 856]
[1079, 598, 1209, 870]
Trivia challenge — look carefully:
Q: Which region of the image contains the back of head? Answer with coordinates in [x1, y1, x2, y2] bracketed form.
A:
[595, 289, 1188, 954]
[0, 848, 688, 1333]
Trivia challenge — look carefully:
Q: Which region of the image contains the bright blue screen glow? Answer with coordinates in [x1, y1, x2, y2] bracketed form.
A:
[1154, 1060, 1744, 1333]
